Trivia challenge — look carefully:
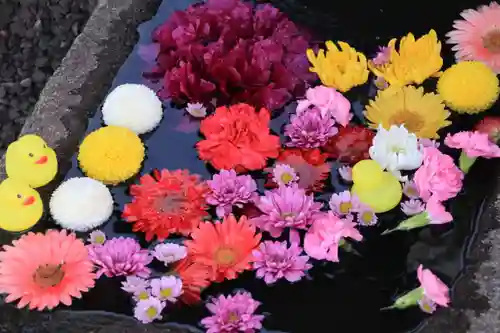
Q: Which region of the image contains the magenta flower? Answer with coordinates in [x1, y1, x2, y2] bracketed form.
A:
[134, 297, 165, 324]
[206, 169, 259, 218]
[371, 46, 391, 66]
[150, 276, 183, 303]
[251, 185, 323, 237]
[252, 241, 312, 284]
[152, 243, 187, 265]
[400, 199, 425, 216]
[201, 291, 264, 333]
[417, 264, 450, 307]
[285, 108, 338, 148]
[445, 131, 500, 158]
[296, 85, 352, 126]
[87, 237, 152, 278]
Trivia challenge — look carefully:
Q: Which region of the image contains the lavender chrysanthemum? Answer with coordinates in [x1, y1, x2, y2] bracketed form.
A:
[134, 297, 165, 324]
[88, 237, 152, 278]
[253, 241, 312, 284]
[201, 291, 264, 333]
[206, 169, 259, 218]
[121, 276, 149, 294]
[150, 276, 183, 303]
[152, 243, 187, 265]
[251, 185, 323, 237]
[285, 108, 338, 148]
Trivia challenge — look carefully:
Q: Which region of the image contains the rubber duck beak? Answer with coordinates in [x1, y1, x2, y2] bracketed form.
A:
[35, 156, 48, 164]
[23, 196, 35, 206]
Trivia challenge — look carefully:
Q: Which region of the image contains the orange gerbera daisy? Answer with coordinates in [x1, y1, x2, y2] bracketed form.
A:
[123, 169, 209, 241]
[172, 256, 211, 305]
[185, 215, 261, 282]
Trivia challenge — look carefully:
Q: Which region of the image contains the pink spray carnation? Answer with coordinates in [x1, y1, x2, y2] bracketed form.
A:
[296, 85, 352, 126]
[417, 264, 450, 307]
[445, 131, 500, 158]
[425, 199, 453, 225]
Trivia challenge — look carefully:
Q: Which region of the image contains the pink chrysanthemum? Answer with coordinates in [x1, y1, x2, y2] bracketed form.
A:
[329, 190, 361, 216]
[251, 185, 323, 237]
[446, 2, 500, 73]
[285, 108, 338, 148]
[201, 291, 264, 333]
[252, 241, 312, 284]
[87, 237, 152, 278]
[401, 199, 426, 216]
[371, 46, 391, 66]
[272, 163, 299, 187]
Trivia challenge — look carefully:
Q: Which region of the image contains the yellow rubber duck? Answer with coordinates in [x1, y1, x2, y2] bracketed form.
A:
[0, 178, 43, 232]
[6, 135, 58, 188]
[351, 160, 402, 213]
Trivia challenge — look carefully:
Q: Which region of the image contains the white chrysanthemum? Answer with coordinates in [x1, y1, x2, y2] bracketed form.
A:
[50, 177, 113, 232]
[369, 125, 423, 178]
[102, 84, 163, 134]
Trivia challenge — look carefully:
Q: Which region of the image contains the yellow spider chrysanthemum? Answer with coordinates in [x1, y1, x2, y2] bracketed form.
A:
[369, 30, 443, 87]
[78, 126, 145, 185]
[365, 86, 451, 139]
[437, 61, 499, 114]
[307, 41, 369, 93]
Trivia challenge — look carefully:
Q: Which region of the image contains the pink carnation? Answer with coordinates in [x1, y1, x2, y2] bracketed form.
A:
[296, 85, 352, 126]
[413, 147, 464, 202]
[417, 265, 450, 307]
[425, 199, 453, 225]
[445, 131, 500, 158]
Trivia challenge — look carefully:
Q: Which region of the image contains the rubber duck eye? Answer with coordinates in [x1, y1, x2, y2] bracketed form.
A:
[16, 194, 22, 199]
[28, 153, 34, 157]
[43, 145, 47, 148]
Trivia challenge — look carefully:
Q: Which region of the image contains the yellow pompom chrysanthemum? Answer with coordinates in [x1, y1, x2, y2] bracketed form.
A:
[365, 86, 451, 139]
[437, 61, 499, 114]
[78, 126, 145, 185]
[307, 41, 369, 93]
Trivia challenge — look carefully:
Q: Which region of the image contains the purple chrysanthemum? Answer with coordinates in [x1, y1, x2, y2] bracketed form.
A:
[253, 241, 311, 284]
[206, 169, 259, 218]
[87, 237, 152, 278]
[285, 108, 338, 148]
[201, 291, 264, 333]
[251, 184, 323, 237]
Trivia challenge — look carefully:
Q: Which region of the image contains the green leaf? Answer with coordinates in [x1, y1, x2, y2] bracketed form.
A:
[459, 151, 477, 174]
[381, 287, 423, 311]
[382, 213, 428, 235]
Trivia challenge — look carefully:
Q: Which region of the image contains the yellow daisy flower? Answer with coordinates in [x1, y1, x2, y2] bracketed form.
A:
[307, 41, 369, 93]
[364, 86, 451, 139]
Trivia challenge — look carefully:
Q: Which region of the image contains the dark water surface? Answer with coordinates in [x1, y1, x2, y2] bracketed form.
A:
[58, 0, 500, 332]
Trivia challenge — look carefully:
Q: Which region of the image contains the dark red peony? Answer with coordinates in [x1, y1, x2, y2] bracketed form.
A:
[323, 126, 375, 164]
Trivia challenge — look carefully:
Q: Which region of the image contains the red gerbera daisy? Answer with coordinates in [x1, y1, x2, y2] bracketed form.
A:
[122, 169, 209, 241]
[172, 256, 211, 305]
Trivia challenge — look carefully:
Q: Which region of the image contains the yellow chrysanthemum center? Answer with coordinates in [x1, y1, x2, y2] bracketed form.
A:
[78, 126, 145, 185]
[437, 61, 500, 114]
[365, 86, 451, 139]
[146, 306, 158, 318]
[280, 172, 294, 184]
[339, 202, 352, 214]
[360, 212, 374, 225]
[160, 288, 173, 298]
[228, 312, 239, 322]
[138, 291, 150, 300]
[483, 29, 500, 54]
[214, 247, 236, 265]
[94, 235, 106, 244]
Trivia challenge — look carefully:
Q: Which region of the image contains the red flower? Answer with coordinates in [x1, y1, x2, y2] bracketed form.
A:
[323, 126, 375, 164]
[266, 148, 331, 193]
[475, 116, 500, 143]
[122, 169, 209, 241]
[172, 256, 211, 305]
[196, 103, 280, 172]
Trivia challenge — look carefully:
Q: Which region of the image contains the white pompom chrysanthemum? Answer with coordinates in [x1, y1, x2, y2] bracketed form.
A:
[102, 83, 163, 134]
[50, 177, 114, 232]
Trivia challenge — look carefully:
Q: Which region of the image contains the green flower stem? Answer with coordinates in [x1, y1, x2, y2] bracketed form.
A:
[381, 213, 429, 235]
[381, 287, 423, 311]
[459, 151, 477, 174]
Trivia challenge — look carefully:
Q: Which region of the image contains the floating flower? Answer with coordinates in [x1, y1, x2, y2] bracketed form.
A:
[285, 108, 338, 148]
[371, 46, 391, 67]
[251, 185, 323, 238]
[134, 297, 165, 324]
[0, 230, 96, 310]
[296, 85, 352, 126]
[272, 164, 299, 187]
[437, 61, 499, 114]
[49, 177, 113, 232]
[266, 148, 331, 193]
[206, 169, 258, 218]
[323, 126, 376, 164]
[417, 265, 450, 307]
[185, 215, 261, 282]
[329, 190, 361, 216]
[121, 276, 149, 295]
[357, 206, 378, 226]
[201, 291, 264, 333]
[87, 237, 152, 278]
[197, 104, 280, 172]
[418, 296, 438, 314]
[369, 30, 443, 87]
[419, 138, 440, 148]
[365, 86, 451, 139]
[185, 102, 207, 118]
[172, 256, 211, 305]
[102, 84, 163, 134]
[78, 126, 145, 185]
[307, 41, 369, 92]
[446, 2, 500, 73]
[88, 230, 107, 245]
[403, 180, 420, 199]
[338, 165, 353, 182]
[133, 288, 152, 302]
[252, 240, 312, 284]
[152, 243, 187, 265]
[445, 131, 500, 172]
[150, 276, 183, 303]
[123, 169, 209, 241]
[401, 199, 425, 216]
[304, 212, 363, 262]
[414, 147, 463, 202]
[369, 125, 424, 178]
[475, 116, 500, 143]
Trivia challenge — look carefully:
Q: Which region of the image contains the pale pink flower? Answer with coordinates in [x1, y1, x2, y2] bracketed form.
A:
[338, 165, 353, 182]
[425, 199, 453, 225]
[403, 180, 420, 199]
[418, 296, 438, 314]
[329, 190, 361, 216]
[304, 212, 363, 262]
[121, 276, 149, 294]
[272, 164, 299, 187]
[134, 297, 165, 324]
[88, 230, 106, 245]
[152, 243, 187, 265]
[414, 147, 464, 202]
[185, 102, 207, 118]
[445, 131, 500, 158]
[400, 199, 425, 216]
[296, 85, 352, 126]
[419, 138, 440, 148]
[150, 276, 183, 303]
[417, 264, 450, 307]
[371, 46, 391, 66]
[357, 206, 378, 226]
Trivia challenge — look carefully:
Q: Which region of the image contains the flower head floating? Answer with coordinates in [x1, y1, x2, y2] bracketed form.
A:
[272, 164, 299, 187]
[172, 256, 211, 305]
[475, 116, 500, 143]
[307, 41, 369, 92]
[285, 108, 338, 148]
[150, 276, 183, 303]
[78, 126, 145, 185]
[446, 2, 500, 73]
[121, 276, 150, 300]
[197, 104, 280, 172]
[329, 190, 361, 216]
[134, 297, 165, 324]
[123, 169, 209, 241]
[152, 243, 187, 265]
[296, 85, 352, 126]
[370, 30, 443, 87]
[88, 230, 107, 245]
[401, 199, 425, 216]
[365, 86, 451, 139]
[437, 61, 499, 114]
[201, 291, 265, 333]
[0, 230, 95, 310]
[323, 126, 376, 164]
[185, 102, 207, 118]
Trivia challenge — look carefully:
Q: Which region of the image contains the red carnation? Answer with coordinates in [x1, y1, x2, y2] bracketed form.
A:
[323, 126, 375, 164]
[475, 116, 500, 143]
